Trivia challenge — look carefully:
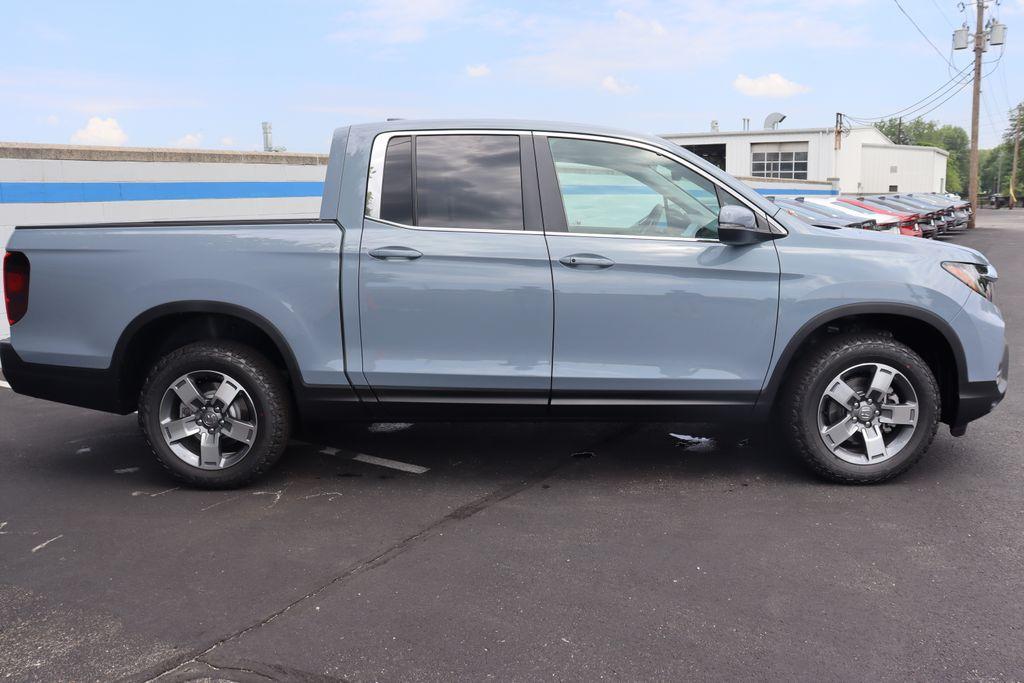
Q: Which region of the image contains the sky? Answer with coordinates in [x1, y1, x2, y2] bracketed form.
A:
[1, 0, 1021, 152]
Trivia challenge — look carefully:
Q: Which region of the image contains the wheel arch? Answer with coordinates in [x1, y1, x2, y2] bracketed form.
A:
[758, 303, 967, 424]
[111, 301, 303, 411]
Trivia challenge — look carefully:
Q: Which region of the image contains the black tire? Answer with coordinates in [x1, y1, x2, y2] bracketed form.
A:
[138, 341, 292, 489]
[779, 331, 940, 484]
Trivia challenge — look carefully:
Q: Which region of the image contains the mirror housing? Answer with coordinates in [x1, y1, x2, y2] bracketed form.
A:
[718, 205, 774, 245]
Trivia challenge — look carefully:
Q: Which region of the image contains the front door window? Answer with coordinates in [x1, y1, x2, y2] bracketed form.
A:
[548, 137, 722, 240]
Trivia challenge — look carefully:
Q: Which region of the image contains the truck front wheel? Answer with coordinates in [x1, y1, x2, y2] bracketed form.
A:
[138, 341, 292, 489]
[780, 332, 940, 484]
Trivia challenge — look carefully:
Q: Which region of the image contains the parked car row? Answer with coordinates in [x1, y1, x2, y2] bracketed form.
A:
[766, 193, 971, 238]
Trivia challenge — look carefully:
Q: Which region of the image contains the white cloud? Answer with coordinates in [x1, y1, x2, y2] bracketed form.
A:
[220, 136, 236, 147]
[465, 64, 491, 78]
[733, 73, 810, 97]
[70, 117, 127, 146]
[601, 75, 637, 95]
[328, 0, 464, 44]
[173, 132, 204, 148]
[507, 4, 860, 91]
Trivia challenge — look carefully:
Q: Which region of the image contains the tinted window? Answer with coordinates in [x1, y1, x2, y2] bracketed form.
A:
[379, 136, 413, 224]
[548, 137, 721, 239]
[415, 135, 523, 229]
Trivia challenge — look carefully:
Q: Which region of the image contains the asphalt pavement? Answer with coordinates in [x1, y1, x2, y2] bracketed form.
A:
[1, 210, 1022, 682]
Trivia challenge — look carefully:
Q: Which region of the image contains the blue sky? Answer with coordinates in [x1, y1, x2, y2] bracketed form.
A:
[1, 0, 1020, 151]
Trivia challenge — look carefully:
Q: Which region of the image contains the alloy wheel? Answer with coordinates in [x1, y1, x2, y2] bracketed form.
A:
[816, 362, 919, 465]
[158, 370, 258, 470]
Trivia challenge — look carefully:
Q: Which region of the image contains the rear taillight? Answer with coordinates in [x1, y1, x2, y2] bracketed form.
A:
[4, 251, 30, 326]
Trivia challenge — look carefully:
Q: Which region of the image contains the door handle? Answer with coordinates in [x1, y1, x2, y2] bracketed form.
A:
[369, 246, 423, 260]
[558, 253, 614, 269]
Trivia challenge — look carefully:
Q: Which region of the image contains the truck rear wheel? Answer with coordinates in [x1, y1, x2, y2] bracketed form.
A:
[138, 341, 292, 489]
[780, 331, 940, 484]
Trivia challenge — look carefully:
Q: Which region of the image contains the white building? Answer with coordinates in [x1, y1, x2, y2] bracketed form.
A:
[660, 126, 950, 195]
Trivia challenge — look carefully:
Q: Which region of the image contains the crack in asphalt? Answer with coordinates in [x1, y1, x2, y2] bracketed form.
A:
[136, 424, 640, 682]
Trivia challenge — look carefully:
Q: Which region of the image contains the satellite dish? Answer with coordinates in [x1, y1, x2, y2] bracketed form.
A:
[763, 112, 787, 130]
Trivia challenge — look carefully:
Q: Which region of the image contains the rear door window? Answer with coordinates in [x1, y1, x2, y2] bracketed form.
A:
[415, 135, 524, 230]
[374, 133, 525, 230]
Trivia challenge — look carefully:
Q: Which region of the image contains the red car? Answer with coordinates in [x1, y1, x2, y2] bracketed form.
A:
[837, 198, 923, 237]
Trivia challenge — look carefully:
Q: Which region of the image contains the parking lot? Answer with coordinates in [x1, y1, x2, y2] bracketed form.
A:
[1, 209, 1021, 682]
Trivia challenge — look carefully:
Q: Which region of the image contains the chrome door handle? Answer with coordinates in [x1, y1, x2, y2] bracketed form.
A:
[558, 253, 614, 269]
[369, 246, 423, 260]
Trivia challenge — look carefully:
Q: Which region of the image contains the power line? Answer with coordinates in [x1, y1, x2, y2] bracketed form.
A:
[847, 63, 973, 121]
[847, 48, 1004, 125]
[928, 0, 956, 28]
[899, 55, 1006, 122]
[892, 0, 956, 67]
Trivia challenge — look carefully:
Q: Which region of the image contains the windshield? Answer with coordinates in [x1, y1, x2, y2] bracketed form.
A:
[834, 201, 873, 216]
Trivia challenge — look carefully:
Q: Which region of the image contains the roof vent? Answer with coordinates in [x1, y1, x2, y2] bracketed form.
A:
[763, 112, 787, 130]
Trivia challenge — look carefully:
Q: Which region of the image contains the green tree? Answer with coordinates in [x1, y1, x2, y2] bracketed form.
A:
[977, 103, 1024, 197]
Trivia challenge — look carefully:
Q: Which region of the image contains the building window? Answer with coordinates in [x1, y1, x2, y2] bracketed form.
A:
[750, 147, 808, 180]
[889, 185, 898, 192]
[890, 165, 898, 174]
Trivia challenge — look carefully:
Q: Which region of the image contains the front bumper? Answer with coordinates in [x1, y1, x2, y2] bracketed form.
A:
[951, 343, 1009, 435]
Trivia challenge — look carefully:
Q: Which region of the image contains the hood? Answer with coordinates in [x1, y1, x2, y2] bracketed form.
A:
[833, 223, 993, 266]
[782, 213, 994, 267]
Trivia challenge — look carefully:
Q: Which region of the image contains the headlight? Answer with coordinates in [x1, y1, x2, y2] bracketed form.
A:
[942, 261, 995, 300]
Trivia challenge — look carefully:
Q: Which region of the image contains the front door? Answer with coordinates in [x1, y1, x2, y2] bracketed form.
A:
[538, 135, 780, 409]
[358, 132, 553, 404]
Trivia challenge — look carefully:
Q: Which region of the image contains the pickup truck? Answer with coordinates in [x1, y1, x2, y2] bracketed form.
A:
[2, 120, 1008, 488]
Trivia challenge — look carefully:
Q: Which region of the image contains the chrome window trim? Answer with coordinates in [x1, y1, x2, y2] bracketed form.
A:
[368, 216, 544, 236]
[364, 128, 787, 238]
[546, 231, 720, 244]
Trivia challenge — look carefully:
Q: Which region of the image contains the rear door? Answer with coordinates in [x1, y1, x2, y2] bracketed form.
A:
[537, 134, 780, 409]
[359, 131, 553, 405]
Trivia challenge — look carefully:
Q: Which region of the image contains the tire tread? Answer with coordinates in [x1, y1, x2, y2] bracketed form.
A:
[138, 341, 291, 489]
[780, 331, 940, 484]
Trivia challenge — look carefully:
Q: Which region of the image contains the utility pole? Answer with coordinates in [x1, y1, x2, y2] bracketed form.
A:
[897, 117, 903, 145]
[1010, 105, 1022, 210]
[834, 112, 843, 151]
[954, 3, 1007, 217]
[967, 0, 985, 228]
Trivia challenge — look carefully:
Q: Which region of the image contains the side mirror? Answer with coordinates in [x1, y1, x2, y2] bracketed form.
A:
[718, 205, 773, 245]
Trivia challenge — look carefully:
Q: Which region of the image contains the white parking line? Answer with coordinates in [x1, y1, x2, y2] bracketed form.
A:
[31, 534, 63, 553]
[0, 380, 11, 390]
[353, 453, 429, 475]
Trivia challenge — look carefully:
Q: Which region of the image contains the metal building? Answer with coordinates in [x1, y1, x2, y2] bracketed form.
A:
[660, 125, 950, 195]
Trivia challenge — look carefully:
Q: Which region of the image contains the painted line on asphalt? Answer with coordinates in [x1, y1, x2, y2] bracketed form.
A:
[0, 380, 11, 390]
[31, 534, 64, 553]
[353, 453, 429, 475]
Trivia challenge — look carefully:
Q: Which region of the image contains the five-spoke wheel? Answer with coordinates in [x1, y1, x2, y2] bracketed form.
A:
[817, 362, 919, 465]
[139, 342, 291, 489]
[159, 370, 258, 470]
[782, 332, 939, 484]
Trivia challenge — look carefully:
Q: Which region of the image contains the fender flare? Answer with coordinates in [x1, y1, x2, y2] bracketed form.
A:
[756, 302, 967, 413]
[110, 300, 304, 387]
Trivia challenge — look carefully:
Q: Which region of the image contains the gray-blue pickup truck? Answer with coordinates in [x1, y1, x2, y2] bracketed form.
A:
[1, 120, 1008, 488]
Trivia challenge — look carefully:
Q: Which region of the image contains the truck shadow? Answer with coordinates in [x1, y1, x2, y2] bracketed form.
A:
[287, 420, 817, 487]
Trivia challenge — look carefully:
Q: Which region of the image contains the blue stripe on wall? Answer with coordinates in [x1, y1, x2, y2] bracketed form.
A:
[0, 180, 837, 204]
[0, 181, 325, 204]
